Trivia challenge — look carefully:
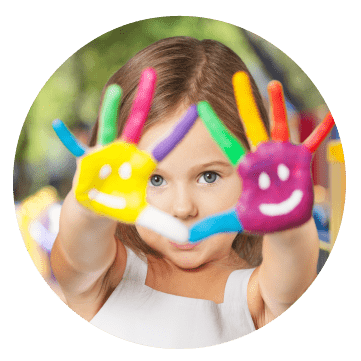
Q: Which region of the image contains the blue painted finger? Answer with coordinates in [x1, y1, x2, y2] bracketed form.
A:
[52, 119, 87, 157]
[189, 208, 243, 243]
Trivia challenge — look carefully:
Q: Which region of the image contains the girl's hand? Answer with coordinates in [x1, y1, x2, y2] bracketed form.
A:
[189, 71, 334, 242]
[53, 68, 198, 244]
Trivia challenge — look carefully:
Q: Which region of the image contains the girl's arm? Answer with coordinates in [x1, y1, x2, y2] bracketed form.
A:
[248, 217, 319, 327]
[191, 74, 334, 328]
[50, 70, 198, 320]
[50, 190, 126, 321]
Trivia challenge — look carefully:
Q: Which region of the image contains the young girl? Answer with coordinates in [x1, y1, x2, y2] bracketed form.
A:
[50, 37, 320, 348]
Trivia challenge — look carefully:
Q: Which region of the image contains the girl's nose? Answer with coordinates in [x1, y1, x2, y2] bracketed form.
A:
[171, 187, 198, 220]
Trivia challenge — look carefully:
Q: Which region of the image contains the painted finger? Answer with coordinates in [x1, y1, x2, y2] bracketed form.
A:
[303, 112, 335, 153]
[136, 205, 189, 244]
[52, 119, 87, 157]
[98, 84, 122, 146]
[188, 208, 243, 243]
[268, 80, 290, 142]
[197, 101, 246, 167]
[121, 68, 157, 144]
[232, 71, 269, 148]
[151, 104, 198, 162]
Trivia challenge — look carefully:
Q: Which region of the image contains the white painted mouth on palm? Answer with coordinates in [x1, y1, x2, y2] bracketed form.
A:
[88, 189, 127, 209]
[259, 190, 303, 216]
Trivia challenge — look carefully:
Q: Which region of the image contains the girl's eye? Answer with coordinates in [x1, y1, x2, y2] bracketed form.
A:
[149, 175, 167, 187]
[198, 172, 219, 184]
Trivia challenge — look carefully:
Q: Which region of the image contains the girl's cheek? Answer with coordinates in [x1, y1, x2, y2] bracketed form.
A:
[197, 190, 230, 215]
[136, 225, 159, 247]
[146, 187, 171, 210]
[199, 179, 241, 211]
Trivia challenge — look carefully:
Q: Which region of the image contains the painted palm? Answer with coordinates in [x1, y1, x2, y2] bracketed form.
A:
[53, 68, 198, 244]
[189, 72, 335, 242]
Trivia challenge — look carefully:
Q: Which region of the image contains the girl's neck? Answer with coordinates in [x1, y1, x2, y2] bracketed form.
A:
[145, 250, 249, 304]
[147, 247, 246, 274]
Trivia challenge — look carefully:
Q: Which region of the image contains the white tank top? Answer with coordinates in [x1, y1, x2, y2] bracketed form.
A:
[91, 247, 256, 348]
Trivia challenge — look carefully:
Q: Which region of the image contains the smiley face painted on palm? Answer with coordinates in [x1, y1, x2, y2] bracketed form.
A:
[236, 141, 313, 233]
[53, 68, 199, 244]
[189, 72, 335, 242]
[76, 142, 156, 222]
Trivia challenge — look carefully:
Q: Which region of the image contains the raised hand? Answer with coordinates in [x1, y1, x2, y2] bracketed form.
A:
[189, 71, 335, 243]
[53, 68, 198, 244]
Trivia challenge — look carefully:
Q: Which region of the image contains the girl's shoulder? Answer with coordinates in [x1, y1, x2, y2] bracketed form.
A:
[102, 238, 128, 293]
[64, 238, 128, 322]
[246, 266, 267, 329]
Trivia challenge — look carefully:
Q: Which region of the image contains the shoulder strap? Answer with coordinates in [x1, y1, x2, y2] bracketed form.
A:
[122, 247, 148, 284]
[223, 268, 256, 305]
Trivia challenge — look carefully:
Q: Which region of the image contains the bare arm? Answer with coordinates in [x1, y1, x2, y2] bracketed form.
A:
[248, 217, 319, 327]
[51, 190, 117, 280]
[50, 73, 198, 320]
[50, 190, 125, 320]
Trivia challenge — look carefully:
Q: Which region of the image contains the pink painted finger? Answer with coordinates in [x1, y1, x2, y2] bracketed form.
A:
[121, 68, 157, 144]
[268, 80, 290, 142]
[303, 112, 335, 153]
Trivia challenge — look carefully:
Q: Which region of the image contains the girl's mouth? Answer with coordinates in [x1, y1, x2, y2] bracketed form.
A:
[169, 242, 198, 250]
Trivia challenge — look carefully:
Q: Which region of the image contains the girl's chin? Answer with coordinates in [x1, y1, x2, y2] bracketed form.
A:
[166, 248, 207, 269]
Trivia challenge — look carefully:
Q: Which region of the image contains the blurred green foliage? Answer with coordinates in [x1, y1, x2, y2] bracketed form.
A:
[15, 16, 327, 201]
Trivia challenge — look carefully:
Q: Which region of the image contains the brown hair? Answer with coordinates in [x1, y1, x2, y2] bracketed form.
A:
[89, 37, 270, 267]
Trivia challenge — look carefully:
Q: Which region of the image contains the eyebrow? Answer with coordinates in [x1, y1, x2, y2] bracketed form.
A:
[189, 160, 233, 172]
[154, 160, 234, 176]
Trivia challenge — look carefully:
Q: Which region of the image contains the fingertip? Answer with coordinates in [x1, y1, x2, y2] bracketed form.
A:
[326, 112, 335, 126]
[197, 101, 216, 120]
[136, 205, 189, 245]
[52, 118, 63, 128]
[142, 67, 157, 82]
[107, 84, 122, 98]
[267, 80, 283, 96]
[268, 80, 282, 89]
[232, 70, 248, 84]
[52, 119, 86, 157]
[197, 100, 208, 109]
[189, 104, 199, 123]
[188, 229, 204, 244]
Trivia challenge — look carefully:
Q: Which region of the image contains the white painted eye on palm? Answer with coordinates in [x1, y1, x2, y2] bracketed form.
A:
[190, 73, 335, 242]
[53, 68, 199, 244]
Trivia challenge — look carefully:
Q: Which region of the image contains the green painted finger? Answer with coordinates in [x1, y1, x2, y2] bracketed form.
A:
[98, 84, 122, 145]
[197, 101, 246, 166]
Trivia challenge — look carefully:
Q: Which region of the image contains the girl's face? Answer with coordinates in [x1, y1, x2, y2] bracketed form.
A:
[136, 108, 243, 270]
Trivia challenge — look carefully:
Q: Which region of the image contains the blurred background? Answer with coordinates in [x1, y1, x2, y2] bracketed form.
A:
[13, 16, 345, 302]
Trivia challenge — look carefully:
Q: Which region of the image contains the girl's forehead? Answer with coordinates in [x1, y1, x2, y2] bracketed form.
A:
[138, 107, 191, 147]
[141, 117, 210, 147]
[139, 116, 230, 167]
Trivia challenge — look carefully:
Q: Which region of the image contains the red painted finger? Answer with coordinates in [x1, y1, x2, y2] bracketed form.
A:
[268, 80, 289, 142]
[303, 112, 335, 153]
